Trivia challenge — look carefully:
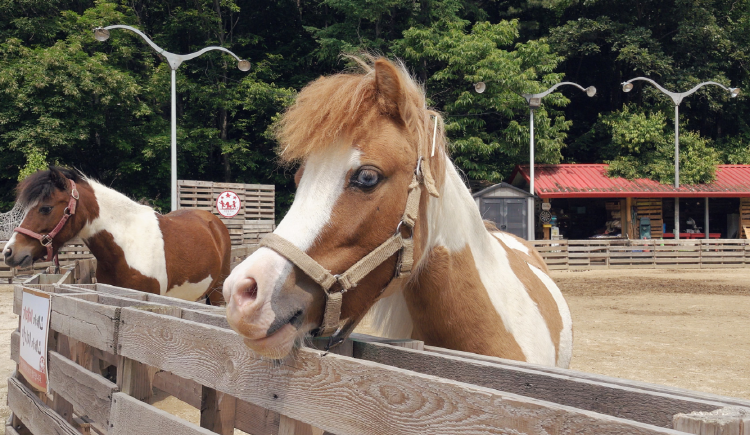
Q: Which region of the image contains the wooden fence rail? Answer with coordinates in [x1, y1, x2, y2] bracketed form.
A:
[530, 239, 750, 270]
[1, 238, 95, 283]
[7, 275, 750, 434]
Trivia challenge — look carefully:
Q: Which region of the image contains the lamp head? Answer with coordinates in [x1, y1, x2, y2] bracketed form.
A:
[474, 82, 486, 94]
[585, 86, 597, 97]
[622, 82, 634, 92]
[93, 27, 110, 42]
[238, 60, 251, 72]
[730, 87, 740, 98]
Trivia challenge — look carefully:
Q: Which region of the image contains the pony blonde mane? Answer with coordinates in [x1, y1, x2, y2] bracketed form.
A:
[275, 55, 446, 196]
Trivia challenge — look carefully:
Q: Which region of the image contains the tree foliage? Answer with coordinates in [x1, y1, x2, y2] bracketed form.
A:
[0, 0, 748, 213]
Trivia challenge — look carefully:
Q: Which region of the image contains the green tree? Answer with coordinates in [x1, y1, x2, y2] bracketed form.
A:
[395, 18, 570, 182]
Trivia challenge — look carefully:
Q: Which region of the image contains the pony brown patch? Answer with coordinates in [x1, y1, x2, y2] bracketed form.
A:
[158, 209, 231, 303]
[404, 245, 527, 361]
[492, 234, 564, 360]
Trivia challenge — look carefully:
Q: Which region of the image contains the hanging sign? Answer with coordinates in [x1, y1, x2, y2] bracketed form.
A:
[19, 288, 52, 392]
[216, 191, 241, 218]
[542, 203, 551, 211]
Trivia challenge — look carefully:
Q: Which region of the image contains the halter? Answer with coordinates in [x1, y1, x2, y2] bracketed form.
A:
[260, 158, 425, 348]
[14, 179, 79, 270]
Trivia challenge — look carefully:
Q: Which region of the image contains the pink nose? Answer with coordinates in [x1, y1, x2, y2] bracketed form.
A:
[225, 275, 276, 341]
[231, 277, 258, 308]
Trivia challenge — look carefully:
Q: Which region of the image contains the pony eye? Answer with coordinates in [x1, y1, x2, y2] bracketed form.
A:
[39, 206, 53, 215]
[353, 168, 381, 188]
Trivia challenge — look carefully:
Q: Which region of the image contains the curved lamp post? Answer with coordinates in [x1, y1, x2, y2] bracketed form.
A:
[622, 77, 739, 239]
[475, 81, 596, 240]
[94, 26, 251, 211]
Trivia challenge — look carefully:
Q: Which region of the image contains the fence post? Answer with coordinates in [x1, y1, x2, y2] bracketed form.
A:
[200, 388, 237, 435]
[276, 340, 356, 435]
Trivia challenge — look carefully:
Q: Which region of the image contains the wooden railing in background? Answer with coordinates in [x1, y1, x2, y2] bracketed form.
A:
[1, 238, 95, 284]
[531, 239, 750, 270]
[177, 180, 275, 246]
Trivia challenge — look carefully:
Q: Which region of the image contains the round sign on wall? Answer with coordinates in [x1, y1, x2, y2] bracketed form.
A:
[539, 210, 552, 223]
[216, 191, 241, 218]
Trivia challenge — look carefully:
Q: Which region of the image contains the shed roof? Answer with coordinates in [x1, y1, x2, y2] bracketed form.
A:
[509, 164, 750, 198]
[472, 182, 533, 198]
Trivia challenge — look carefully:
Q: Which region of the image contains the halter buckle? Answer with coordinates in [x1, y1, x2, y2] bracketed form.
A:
[63, 207, 72, 216]
[332, 275, 347, 293]
[395, 221, 414, 239]
[40, 235, 53, 247]
[71, 187, 79, 200]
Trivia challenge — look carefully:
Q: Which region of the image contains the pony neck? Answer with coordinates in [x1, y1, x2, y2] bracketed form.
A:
[358, 162, 495, 340]
[423, 162, 492, 256]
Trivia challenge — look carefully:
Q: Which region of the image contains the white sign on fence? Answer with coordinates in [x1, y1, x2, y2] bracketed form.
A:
[216, 190, 241, 218]
[19, 288, 51, 392]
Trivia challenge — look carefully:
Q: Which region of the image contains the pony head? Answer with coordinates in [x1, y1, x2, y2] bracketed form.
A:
[3, 167, 90, 268]
[223, 56, 446, 358]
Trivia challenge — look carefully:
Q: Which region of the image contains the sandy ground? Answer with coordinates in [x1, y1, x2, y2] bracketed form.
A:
[1, 269, 749, 430]
[0, 284, 17, 431]
[552, 268, 750, 400]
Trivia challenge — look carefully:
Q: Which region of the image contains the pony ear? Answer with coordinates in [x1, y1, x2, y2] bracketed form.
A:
[48, 166, 68, 190]
[374, 58, 406, 120]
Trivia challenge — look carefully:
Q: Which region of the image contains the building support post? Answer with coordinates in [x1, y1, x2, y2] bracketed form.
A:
[705, 197, 709, 239]
[528, 197, 535, 241]
[675, 198, 680, 239]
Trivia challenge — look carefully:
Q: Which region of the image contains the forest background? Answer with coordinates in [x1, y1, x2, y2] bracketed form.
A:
[0, 0, 747, 214]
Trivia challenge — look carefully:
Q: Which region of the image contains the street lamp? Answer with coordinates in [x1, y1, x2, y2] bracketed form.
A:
[94, 25, 251, 211]
[474, 81, 596, 240]
[621, 78, 739, 189]
[621, 77, 739, 238]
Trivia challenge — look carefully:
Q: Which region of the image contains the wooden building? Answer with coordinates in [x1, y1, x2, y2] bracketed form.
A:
[509, 164, 750, 240]
[472, 183, 534, 239]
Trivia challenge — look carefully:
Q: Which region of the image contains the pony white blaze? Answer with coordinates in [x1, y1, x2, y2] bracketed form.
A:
[223, 147, 360, 336]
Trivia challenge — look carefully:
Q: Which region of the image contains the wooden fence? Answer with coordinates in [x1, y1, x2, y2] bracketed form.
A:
[1, 238, 95, 284]
[177, 180, 275, 246]
[8, 276, 750, 434]
[531, 239, 750, 270]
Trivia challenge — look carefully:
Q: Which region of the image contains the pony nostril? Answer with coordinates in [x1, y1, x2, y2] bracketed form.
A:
[234, 278, 258, 307]
[3, 247, 11, 258]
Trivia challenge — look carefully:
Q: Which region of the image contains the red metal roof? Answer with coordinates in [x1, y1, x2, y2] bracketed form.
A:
[509, 164, 750, 198]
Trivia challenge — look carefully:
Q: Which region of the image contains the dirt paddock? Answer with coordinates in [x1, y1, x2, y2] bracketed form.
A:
[1, 268, 749, 428]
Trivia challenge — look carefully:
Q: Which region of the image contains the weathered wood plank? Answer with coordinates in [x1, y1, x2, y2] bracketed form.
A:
[109, 392, 215, 435]
[51, 295, 119, 353]
[14, 288, 119, 352]
[10, 330, 19, 363]
[352, 341, 736, 429]
[117, 308, 683, 435]
[47, 351, 118, 428]
[7, 376, 79, 435]
[422, 346, 750, 409]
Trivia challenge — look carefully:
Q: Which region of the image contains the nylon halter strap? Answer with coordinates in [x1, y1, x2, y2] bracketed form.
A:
[14, 179, 80, 270]
[260, 160, 424, 341]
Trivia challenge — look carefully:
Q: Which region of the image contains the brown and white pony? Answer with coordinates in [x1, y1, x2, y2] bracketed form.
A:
[2, 167, 231, 303]
[223, 57, 573, 367]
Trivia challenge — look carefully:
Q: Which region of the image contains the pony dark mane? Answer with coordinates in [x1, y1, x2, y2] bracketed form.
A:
[16, 166, 82, 209]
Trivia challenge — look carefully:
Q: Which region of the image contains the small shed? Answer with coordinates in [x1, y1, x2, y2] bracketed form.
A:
[473, 183, 534, 240]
